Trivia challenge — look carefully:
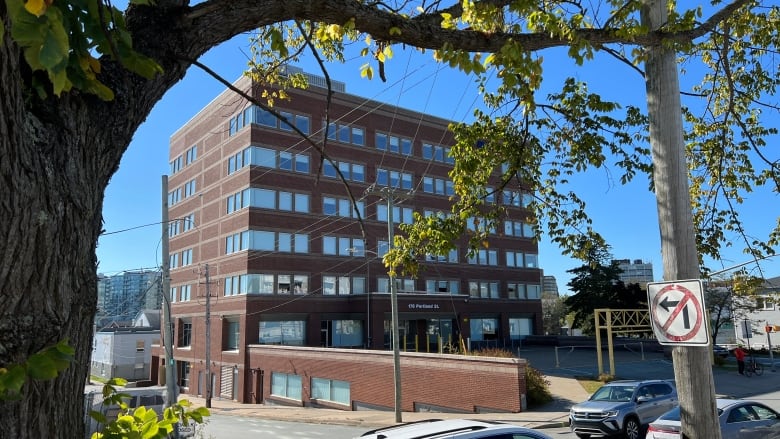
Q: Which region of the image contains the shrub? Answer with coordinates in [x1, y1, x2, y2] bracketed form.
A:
[525, 366, 553, 407]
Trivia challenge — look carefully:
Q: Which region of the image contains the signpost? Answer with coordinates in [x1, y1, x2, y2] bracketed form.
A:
[647, 280, 709, 346]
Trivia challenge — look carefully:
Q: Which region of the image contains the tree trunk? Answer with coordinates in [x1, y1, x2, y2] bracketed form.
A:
[642, 1, 721, 438]
[0, 11, 186, 438]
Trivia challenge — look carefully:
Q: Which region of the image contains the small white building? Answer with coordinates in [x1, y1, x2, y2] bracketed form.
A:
[91, 310, 161, 381]
[733, 276, 780, 349]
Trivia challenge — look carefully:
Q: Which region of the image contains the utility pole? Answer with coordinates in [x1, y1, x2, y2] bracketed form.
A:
[643, 1, 719, 437]
[204, 264, 212, 408]
[365, 184, 412, 423]
[161, 176, 179, 408]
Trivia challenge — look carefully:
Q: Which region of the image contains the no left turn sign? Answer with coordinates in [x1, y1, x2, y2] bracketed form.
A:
[647, 280, 709, 346]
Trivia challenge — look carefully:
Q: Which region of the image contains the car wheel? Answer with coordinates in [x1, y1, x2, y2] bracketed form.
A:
[623, 416, 641, 439]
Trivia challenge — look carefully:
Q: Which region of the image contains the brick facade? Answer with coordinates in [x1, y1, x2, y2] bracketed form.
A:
[243, 345, 528, 413]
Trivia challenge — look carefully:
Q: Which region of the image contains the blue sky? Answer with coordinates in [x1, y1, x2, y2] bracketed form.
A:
[95, 34, 780, 294]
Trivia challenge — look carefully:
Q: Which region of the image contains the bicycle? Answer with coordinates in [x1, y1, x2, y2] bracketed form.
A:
[744, 357, 764, 377]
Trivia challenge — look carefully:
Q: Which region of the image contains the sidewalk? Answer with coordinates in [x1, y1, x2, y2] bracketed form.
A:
[180, 374, 588, 430]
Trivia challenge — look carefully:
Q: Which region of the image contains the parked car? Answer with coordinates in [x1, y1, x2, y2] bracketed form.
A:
[569, 379, 678, 439]
[713, 345, 730, 359]
[646, 398, 780, 438]
[355, 419, 554, 439]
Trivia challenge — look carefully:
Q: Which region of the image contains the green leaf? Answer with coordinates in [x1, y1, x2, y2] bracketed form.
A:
[26, 350, 59, 380]
[0, 365, 27, 395]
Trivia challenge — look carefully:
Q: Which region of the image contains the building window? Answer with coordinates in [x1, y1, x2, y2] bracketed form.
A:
[224, 274, 309, 296]
[185, 145, 198, 165]
[323, 160, 365, 182]
[227, 149, 250, 174]
[179, 321, 192, 347]
[468, 281, 500, 298]
[376, 133, 412, 155]
[422, 176, 454, 195]
[422, 143, 454, 164]
[502, 190, 533, 207]
[506, 251, 523, 268]
[180, 284, 191, 301]
[325, 122, 364, 146]
[227, 188, 310, 214]
[322, 275, 364, 295]
[136, 340, 145, 353]
[168, 187, 182, 206]
[180, 213, 195, 232]
[507, 282, 526, 299]
[170, 286, 177, 303]
[229, 106, 310, 135]
[504, 220, 533, 238]
[259, 321, 305, 345]
[425, 249, 458, 263]
[180, 249, 193, 266]
[271, 372, 302, 400]
[509, 318, 533, 339]
[757, 296, 775, 310]
[226, 230, 308, 254]
[322, 196, 364, 218]
[183, 179, 197, 198]
[311, 378, 351, 405]
[170, 156, 183, 174]
[425, 280, 459, 294]
[169, 253, 179, 269]
[469, 318, 499, 341]
[376, 168, 413, 190]
[322, 236, 364, 256]
[224, 320, 240, 351]
[322, 320, 363, 347]
[377, 205, 413, 224]
[228, 146, 310, 175]
[178, 361, 190, 388]
[524, 253, 538, 268]
[468, 249, 498, 266]
[378, 277, 415, 293]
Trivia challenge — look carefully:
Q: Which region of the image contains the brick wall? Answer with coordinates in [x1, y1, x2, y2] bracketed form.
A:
[244, 345, 527, 413]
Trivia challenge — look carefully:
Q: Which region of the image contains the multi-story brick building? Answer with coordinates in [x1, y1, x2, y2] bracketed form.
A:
[157, 67, 543, 405]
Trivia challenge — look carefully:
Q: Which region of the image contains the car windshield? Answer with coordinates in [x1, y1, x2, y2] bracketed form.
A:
[590, 385, 635, 402]
[658, 406, 681, 421]
[658, 406, 724, 422]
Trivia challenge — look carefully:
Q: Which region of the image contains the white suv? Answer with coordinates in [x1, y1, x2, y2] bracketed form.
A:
[355, 419, 554, 439]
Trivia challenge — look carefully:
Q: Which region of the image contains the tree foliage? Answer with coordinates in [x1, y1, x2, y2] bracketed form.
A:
[2, 0, 779, 437]
[563, 244, 647, 334]
[706, 272, 766, 343]
[89, 378, 209, 439]
[541, 291, 568, 336]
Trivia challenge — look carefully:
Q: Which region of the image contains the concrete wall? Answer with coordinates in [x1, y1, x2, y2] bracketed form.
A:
[242, 345, 527, 413]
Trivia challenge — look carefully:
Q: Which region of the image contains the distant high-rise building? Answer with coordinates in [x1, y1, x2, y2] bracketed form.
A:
[612, 259, 654, 287]
[542, 275, 559, 296]
[97, 270, 162, 324]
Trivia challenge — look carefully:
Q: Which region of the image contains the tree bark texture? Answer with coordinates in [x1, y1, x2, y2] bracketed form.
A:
[642, 1, 721, 438]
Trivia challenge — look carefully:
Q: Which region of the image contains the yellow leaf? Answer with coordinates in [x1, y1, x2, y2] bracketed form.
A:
[24, 0, 47, 17]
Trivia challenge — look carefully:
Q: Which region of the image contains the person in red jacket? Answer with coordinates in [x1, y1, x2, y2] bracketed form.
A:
[734, 345, 746, 375]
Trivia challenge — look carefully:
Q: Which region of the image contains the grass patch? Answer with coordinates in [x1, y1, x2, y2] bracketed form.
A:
[577, 378, 604, 394]
[575, 373, 617, 394]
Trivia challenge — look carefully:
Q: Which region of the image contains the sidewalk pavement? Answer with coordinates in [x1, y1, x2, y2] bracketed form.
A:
[180, 374, 588, 431]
